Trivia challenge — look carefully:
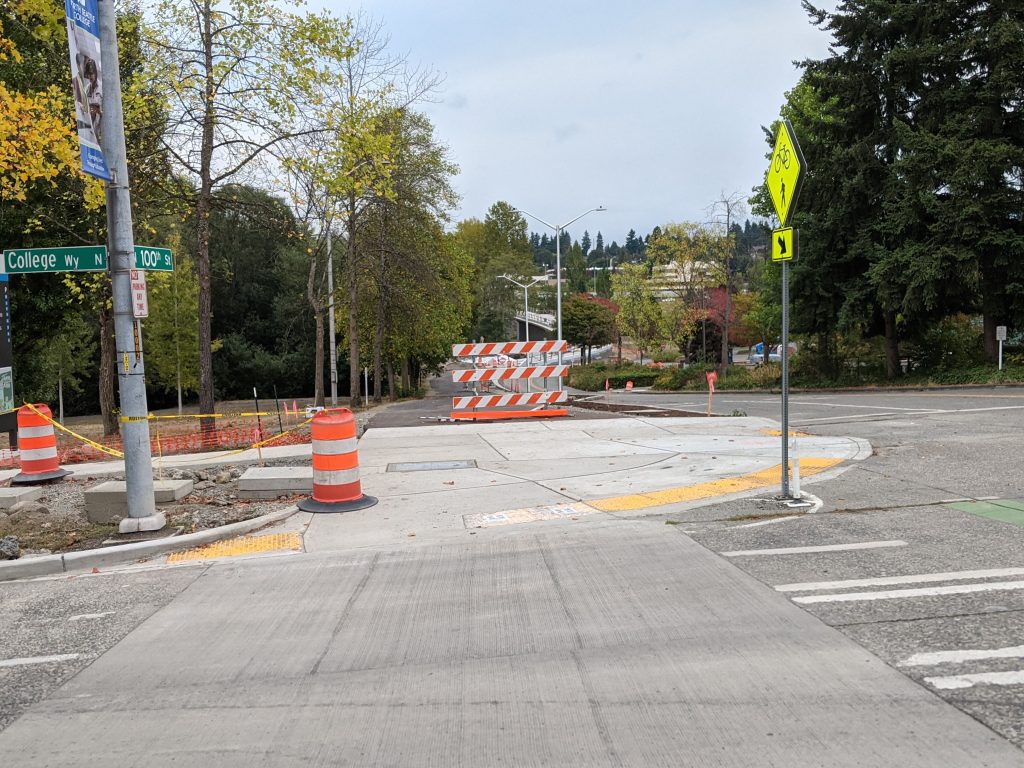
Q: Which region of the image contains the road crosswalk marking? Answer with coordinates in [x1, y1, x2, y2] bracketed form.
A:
[925, 671, 1024, 690]
[901, 645, 1024, 667]
[721, 540, 906, 558]
[776, 567, 1024, 593]
[793, 579, 1024, 604]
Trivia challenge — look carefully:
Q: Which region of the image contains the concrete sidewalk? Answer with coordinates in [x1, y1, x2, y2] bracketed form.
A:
[3, 521, 1022, 766]
[302, 416, 869, 553]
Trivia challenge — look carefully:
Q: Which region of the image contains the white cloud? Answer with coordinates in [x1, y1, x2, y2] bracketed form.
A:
[315, 0, 837, 240]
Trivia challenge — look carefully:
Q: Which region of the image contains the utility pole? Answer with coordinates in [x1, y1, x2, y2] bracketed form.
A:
[98, 0, 161, 532]
[327, 228, 338, 407]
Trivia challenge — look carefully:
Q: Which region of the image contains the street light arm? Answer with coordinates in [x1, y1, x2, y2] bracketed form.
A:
[498, 274, 544, 290]
[559, 206, 606, 230]
[513, 208, 556, 231]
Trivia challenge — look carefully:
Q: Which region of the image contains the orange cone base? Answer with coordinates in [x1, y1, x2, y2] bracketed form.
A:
[297, 494, 378, 514]
[11, 467, 72, 485]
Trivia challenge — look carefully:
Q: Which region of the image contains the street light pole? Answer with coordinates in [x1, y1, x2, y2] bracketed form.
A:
[514, 206, 606, 356]
[98, 0, 161, 533]
[498, 274, 544, 342]
[498, 274, 543, 391]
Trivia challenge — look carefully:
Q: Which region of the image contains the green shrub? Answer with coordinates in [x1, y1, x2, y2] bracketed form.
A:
[650, 348, 682, 364]
[568, 363, 662, 391]
[912, 314, 986, 373]
[653, 363, 715, 390]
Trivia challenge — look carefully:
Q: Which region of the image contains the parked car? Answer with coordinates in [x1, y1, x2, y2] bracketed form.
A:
[752, 342, 798, 365]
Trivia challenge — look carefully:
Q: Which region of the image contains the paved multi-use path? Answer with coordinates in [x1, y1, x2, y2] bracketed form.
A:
[2, 389, 1024, 765]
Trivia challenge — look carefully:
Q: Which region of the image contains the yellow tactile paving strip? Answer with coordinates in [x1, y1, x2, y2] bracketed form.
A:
[588, 457, 843, 512]
[167, 532, 304, 563]
[759, 428, 811, 437]
[464, 457, 846, 527]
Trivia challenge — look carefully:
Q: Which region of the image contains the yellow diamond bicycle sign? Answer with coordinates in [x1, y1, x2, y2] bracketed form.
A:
[766, 119, 805, 227]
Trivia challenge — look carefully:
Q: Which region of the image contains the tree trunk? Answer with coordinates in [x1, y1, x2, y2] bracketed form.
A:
[196, 1, 216, 437]
[99, 304, 117, 436]
[721, 284, 730, 375]
[307, 258, 325, 407]
[884, 310, 900, 379]
[58, 367, 64, 424]
[373, 296, 384, 402]
[983, 313, 998, 363]
[347, 195, 361, 409]
[400, 357, 411, 392]
[313, 312, 325, 406]
[387, 360, 396, 401]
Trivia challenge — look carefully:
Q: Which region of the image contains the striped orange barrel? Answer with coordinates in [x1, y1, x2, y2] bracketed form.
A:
[12, 404, 71, 484]
[297, 409, 377, 513]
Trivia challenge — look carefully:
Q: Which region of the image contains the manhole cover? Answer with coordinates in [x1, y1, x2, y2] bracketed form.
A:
[387, 460, 477, 472]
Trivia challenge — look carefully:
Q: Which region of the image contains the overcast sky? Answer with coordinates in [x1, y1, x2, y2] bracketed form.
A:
[318, 0, 838, 244]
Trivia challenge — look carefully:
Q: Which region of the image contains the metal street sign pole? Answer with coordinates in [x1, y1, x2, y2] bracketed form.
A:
[765, 119, 805, 500]
[98, 0, 161, 532]
[781, 261, 790, 497]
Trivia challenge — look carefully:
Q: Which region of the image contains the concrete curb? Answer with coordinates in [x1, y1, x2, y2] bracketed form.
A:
[576, 382, 1024, 396]
[0, 505, 300, 582]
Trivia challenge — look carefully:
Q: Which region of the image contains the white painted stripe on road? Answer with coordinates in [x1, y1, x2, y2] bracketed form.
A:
[722, 540, 907, 558]
[789, 401, 939, 412]
[793, 580, 1024, 604]
[925, 670, 1024, 690]
[0, 653, 80, 668]
[795, 413, 907, 423]
[68, 611, 115, 622]
[929, 405, 1024, 414]
[776, 567, 1024, 593]
[732, 515, 800, 528]
[902, 645, 1024, 667]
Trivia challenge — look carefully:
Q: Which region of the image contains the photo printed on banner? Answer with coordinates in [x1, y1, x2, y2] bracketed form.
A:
[65, 0, 111, 180]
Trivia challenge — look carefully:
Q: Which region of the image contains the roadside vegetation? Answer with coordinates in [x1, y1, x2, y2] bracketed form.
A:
[3, 0, 1023, 427]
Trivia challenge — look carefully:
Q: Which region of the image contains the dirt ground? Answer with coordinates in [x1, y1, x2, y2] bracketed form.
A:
[0, 396, 398, 560]
[0, 456, 308, 557]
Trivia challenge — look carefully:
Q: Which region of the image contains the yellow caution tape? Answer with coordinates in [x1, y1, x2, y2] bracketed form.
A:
[24, 402, 125, 459]
[145, 413, 225, 420]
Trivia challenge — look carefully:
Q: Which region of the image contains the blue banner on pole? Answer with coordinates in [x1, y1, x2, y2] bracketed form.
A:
[65, 0, 111, 181]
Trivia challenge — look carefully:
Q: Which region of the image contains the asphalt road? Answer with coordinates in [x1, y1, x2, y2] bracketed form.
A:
[600, 385, 1024, 751]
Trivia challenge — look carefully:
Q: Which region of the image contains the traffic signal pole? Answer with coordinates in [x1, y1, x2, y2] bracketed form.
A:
[98, 0, 162, 531]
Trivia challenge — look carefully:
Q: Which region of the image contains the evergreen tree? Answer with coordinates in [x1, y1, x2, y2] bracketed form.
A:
[581, 230, 591, 258]
[565, 243, 587, 294]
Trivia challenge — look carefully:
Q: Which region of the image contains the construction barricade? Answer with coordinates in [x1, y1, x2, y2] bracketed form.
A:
[12, 404, 71, 484]
[450, 340, 569, 421]
[297, 409, 377, 513]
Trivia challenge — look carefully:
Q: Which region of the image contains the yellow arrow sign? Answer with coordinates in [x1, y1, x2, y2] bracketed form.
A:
[766, 120, 805, 226]
[772, 227, 797, 262]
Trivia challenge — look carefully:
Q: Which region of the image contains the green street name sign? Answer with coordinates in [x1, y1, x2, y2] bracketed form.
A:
[133, 246, 174, 271]
[0, 245, 174, 273]
[1, 246, 107, 274]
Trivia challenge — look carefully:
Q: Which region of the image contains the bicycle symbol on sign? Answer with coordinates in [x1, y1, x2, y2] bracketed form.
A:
[773, 146, 791, 174]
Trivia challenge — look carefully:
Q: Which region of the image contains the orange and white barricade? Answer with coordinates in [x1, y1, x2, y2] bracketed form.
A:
[450, 340, 569, 421]
[297, 409, 377, 513]
[12, 404, 71, 484]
